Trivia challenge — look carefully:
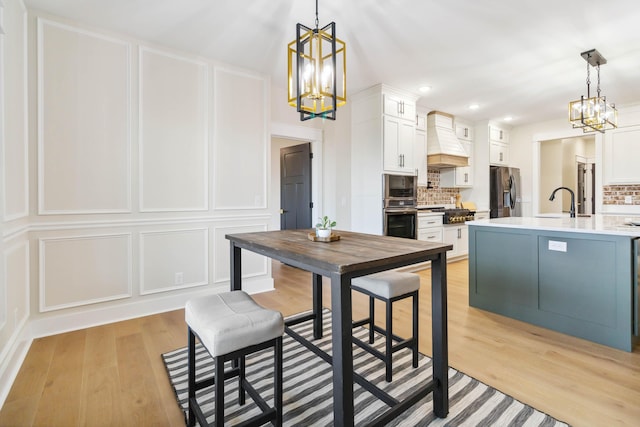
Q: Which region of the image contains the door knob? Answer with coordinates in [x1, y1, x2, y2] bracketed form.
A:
[280, 209, 286, 214]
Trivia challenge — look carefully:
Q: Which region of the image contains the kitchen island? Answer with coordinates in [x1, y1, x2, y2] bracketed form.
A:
[468, 216, 640, 351]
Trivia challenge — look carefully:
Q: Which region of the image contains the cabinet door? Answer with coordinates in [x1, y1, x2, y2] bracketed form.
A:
[603, 125, 640, 184]
[443, 227, 459, 257]
[383, 116, 401, 172]
[490, 126, 509, 142]
[490, 140, 509, 166]
[443, 225, 468, 257]
[415, 129, 428, 185]
[383, 93, 416, 120]
[383, 115, 415, 173]
[455, 123, 473, 142]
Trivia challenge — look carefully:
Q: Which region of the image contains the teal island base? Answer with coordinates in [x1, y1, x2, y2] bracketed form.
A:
[468, 222, 639, 352]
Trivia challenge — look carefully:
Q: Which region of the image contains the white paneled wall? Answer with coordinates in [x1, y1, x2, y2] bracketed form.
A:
[39, 234, 133, 311]
[3, 241, 29, 333]
[139, 48, 208, 212]
[140, 228, 208, 294]
[0, 9, 275, 405]
[2, 0, 28, 221]
[213, 67, 268, 210]
[37, 19, 131, 214]
[213, 224, 269, 294]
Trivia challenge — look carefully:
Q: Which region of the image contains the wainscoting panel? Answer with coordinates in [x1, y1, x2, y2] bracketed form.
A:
[140, 228, 208, 295]
[139, 47, 208, 212]
[212, 67, 268, 210]
[213, 224, 269, 284]
[2, 241, 29, 333]
[2, 0, 28, 221]
[37, 19, 131, 214]
[39, 234, 132, 312]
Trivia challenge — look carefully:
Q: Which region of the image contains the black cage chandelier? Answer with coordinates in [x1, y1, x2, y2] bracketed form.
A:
[568, 49, 617, 133]
[288, 0, 346, 121]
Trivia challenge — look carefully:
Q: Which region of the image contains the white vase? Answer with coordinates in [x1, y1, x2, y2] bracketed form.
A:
[316, 228, 331, 238]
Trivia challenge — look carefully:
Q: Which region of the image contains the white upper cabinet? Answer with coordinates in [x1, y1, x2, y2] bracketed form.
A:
[489, 125, 510, 166]
[455, 122, 474, 142]
[383, 93, 417, 121]
[490, 126, 509, 143]
[441, 120, 474, 187]
[603, 124, 640, 184]
[383, 115, 416, 173]
[415, 123, 428, 185]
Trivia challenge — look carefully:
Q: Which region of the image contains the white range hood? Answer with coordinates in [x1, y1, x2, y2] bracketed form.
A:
[426, 111, 469, 168]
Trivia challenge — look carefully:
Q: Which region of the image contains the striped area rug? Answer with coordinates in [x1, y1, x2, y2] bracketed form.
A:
[162, 309, 569, 426]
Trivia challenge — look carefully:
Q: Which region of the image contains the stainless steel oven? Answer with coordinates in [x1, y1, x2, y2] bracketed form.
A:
[383, 173, 418, 239]
[384, 208, 418, 239]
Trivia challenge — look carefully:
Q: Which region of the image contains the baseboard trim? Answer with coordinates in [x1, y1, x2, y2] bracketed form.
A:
[28, 276, 274, 339]
[0, 319, 32, 409]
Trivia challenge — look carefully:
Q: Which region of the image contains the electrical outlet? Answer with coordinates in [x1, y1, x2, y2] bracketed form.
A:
[174, 272, 184, 285]
[625, 195, 633, 204]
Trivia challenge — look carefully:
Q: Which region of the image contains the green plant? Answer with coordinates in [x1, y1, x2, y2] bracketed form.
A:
[316, 215, 337, 230]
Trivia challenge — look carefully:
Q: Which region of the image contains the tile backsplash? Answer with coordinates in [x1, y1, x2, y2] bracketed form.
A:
[417, 169, 460, 206]
[603, 185, 640, 205]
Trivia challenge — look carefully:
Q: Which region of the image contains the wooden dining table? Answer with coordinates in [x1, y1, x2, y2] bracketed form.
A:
[226, 229, 451, 427]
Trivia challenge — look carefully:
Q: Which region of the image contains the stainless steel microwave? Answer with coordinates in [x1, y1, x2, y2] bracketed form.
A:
[383, 174, 417, 206]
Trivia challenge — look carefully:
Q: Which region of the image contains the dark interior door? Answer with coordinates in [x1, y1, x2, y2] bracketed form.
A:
[577, 162, 586, 214]
[280, 143, 312, 230]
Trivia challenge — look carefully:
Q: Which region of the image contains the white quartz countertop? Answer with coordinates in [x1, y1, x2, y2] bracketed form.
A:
[468, 215, 640, 237]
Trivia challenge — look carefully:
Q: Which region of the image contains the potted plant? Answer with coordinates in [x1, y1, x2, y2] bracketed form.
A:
[315, 215, 336, 238]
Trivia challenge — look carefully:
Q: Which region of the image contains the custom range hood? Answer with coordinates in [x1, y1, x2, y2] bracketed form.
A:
[426, 111, 469, 168]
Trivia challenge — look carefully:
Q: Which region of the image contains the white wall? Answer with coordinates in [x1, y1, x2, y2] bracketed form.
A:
[1, 0, 30, 407]
[1, 8, 278, 405]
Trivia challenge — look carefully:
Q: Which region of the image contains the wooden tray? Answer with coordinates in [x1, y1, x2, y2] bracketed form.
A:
[308, 232, 341, 242]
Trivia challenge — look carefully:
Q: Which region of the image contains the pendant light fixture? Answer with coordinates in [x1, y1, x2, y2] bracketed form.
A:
[568, 49, 617, 133]
[288, 0, 346, 121]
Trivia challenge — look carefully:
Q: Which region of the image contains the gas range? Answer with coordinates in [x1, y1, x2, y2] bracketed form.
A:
[432, 208, 475, 224]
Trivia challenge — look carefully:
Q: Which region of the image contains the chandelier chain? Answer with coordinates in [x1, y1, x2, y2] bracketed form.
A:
[596, 63, 601, 98]
[585, 60, 591, 98]
[315, 0, 319, 29]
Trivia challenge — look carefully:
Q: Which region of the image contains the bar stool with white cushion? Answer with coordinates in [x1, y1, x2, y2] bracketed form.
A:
[351, 271, 420, 382]
[185, 291, 284, 426]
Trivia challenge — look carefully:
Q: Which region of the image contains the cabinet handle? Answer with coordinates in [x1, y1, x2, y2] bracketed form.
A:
[457, 228, 461, 239]
[499, 152, 503, 162]
[464, 173, 468, 183]
[464, 127, 469, 138]
[499, 130, 503, 140]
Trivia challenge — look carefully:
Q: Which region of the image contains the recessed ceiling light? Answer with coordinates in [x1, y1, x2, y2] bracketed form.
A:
[419, 86, 432, 93]
[504, 116, 513, 122]
[468, 103, 480, 110]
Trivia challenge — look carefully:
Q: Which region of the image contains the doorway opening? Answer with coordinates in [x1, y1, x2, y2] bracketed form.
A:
[538, 135, 595, 215]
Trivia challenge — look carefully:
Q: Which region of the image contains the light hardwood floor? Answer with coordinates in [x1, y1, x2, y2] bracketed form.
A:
[1, 260, 638, 426]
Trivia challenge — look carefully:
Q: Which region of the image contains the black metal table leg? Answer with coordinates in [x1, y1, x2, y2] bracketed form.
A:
[230, 243, 242, 291]
[330, 272, 354, 427]
[431, 252, 449, 418]
[312, 273, 323, 339]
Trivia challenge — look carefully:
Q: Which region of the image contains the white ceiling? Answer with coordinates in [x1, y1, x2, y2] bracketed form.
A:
[24, 0, 640, 126]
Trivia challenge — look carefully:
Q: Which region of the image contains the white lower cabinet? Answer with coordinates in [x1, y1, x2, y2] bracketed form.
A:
[417, 213, 443, 243]
[443, 225, 468, 258]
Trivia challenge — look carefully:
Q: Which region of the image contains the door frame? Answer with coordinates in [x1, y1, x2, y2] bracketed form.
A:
[271, 123, 323, 230]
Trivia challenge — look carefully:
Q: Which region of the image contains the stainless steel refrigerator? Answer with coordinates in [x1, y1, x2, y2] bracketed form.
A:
[490, 166, 521, 218]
